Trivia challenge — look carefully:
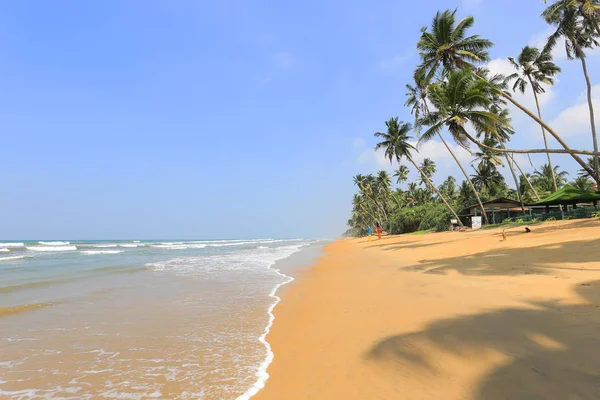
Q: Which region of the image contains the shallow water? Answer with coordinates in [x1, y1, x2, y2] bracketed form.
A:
[0, 239, 323, 399]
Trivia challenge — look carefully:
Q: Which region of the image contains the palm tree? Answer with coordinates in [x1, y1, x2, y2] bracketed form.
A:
[578, 157, 596, 178]
[374, 117, 463, 226]
[353, 175, 383, 225]
[416, 9, 493, 81]
[571, 175, 595, 191]
[439, 176, 458, 202]
[418, 158, 436, 190]
[418, 68, 496, 223]
[469, 68, 600, 183]
[414, 8, 599, 182]
[471, 163, 507, 197]
[533, 164, 569, 193]
[486, 105, 529, 212]
[508, 46, 561, 191]
[544, 0, 600, 39]
[473, 137, 504, 169]
[393, 165, 410, 187]
[544, 5, 600, 180]
[376, 170, 400, 211]
[405, 67, 483, 220]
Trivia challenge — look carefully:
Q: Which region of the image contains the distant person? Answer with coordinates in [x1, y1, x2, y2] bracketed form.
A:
[376, 222, 382, 240]
[367, 226, 372, 241]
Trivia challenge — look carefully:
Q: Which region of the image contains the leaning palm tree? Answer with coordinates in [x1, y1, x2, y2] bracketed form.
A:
[508, 46, 561, 191]
[353, 175, 382, 225]
[374, 117, 463, 226]
[416, 9, 493, 81]
[415, 10, 600, 182]
[487, 105, 530, 211]
[544, 5, 600, 180]
[544, 0, 600, 40]
[418, 158, 437, 190]
[405, 67, 492, 219]
[393, 165, 410, 187]
[578, 157, 596, 178]
[417, 68, 496, 223]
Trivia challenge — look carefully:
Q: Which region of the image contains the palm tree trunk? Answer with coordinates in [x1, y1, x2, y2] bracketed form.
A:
[509, 153, 541, 201]
[504, 152, 526, 214]
[407, 155, 464, 227]
[438, 133, 489, 224]
[474, 73, 600, 183]
[528, 76, 558, 192]
[579, 54, 600, 181]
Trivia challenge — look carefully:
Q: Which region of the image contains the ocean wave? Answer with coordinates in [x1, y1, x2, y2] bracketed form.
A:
[82, 250, 124, 255]
[151, 244, 189, 250]
[93, 244, 118, 248]
[0, 255, 29, 262]
[146, 244, 306, 277]
[118, 244, 139, 248]
[0, 248, 10, 253]
[38, 241, 70, 246]
[0, 243, 24, 247]
[26, 246, 77, 252]
[133, 240, 141, 243]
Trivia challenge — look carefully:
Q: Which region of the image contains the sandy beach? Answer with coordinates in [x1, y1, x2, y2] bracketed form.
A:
[255, 220, 600, 400]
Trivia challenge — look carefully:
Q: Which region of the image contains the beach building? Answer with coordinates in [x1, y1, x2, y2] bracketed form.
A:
[463, 197, 529, 225]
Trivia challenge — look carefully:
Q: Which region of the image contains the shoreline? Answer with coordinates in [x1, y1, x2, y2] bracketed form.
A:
[237, 242, 327, 400]
[253, 220, 600, 400]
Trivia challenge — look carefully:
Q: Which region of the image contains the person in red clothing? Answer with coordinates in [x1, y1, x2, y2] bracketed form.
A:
[376, 222, 382, 240]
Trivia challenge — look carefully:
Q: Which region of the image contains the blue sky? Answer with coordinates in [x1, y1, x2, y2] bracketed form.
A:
[1, 0, 599, 239]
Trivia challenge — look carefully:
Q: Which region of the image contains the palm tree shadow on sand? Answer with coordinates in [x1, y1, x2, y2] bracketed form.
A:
[366, 281, 600, 399]
[405, 237, 600, 276]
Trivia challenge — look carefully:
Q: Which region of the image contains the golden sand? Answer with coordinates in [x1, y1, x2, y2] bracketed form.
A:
[255, 219, 600, 400]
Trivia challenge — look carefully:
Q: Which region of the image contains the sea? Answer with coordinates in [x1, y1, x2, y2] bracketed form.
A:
[0, 238, 325, 399]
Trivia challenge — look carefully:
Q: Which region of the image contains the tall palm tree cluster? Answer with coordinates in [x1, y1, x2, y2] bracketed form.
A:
[347, 2, 600, 236]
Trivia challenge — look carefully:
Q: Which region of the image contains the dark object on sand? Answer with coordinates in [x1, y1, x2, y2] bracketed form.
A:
[525, 227, 531, 233]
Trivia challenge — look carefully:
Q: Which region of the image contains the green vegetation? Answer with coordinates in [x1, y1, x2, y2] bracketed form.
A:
[347, 2, 600, 236]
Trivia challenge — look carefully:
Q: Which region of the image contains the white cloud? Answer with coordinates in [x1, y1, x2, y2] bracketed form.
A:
[352, 137, 366, 149]
[271, 52, 295, 68]
[529, 27, 567, 61]
[549, 84, 600, 138]
[412, 139, 473, 169]
[356, 139, 474, 172]
[379, 55, 405, 69]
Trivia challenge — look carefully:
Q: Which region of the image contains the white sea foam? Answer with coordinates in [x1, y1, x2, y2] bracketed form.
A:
[0, 243, 24, 248]
[26, 246, 77, 252]
[118, 244, 139, 248]
[39, 241, 71, 246]
[234, 246, 304, 400]
[82, 250, 124, 255]
[133, 240, 141, 243]
[93, 244, 118, 248]
[0, 248, 9, 253]
[151, 244, 189, 250]
[0, 255, 28, 262]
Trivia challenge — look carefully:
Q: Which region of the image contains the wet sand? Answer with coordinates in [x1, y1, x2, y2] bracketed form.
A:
[255, 219, 600, 400]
